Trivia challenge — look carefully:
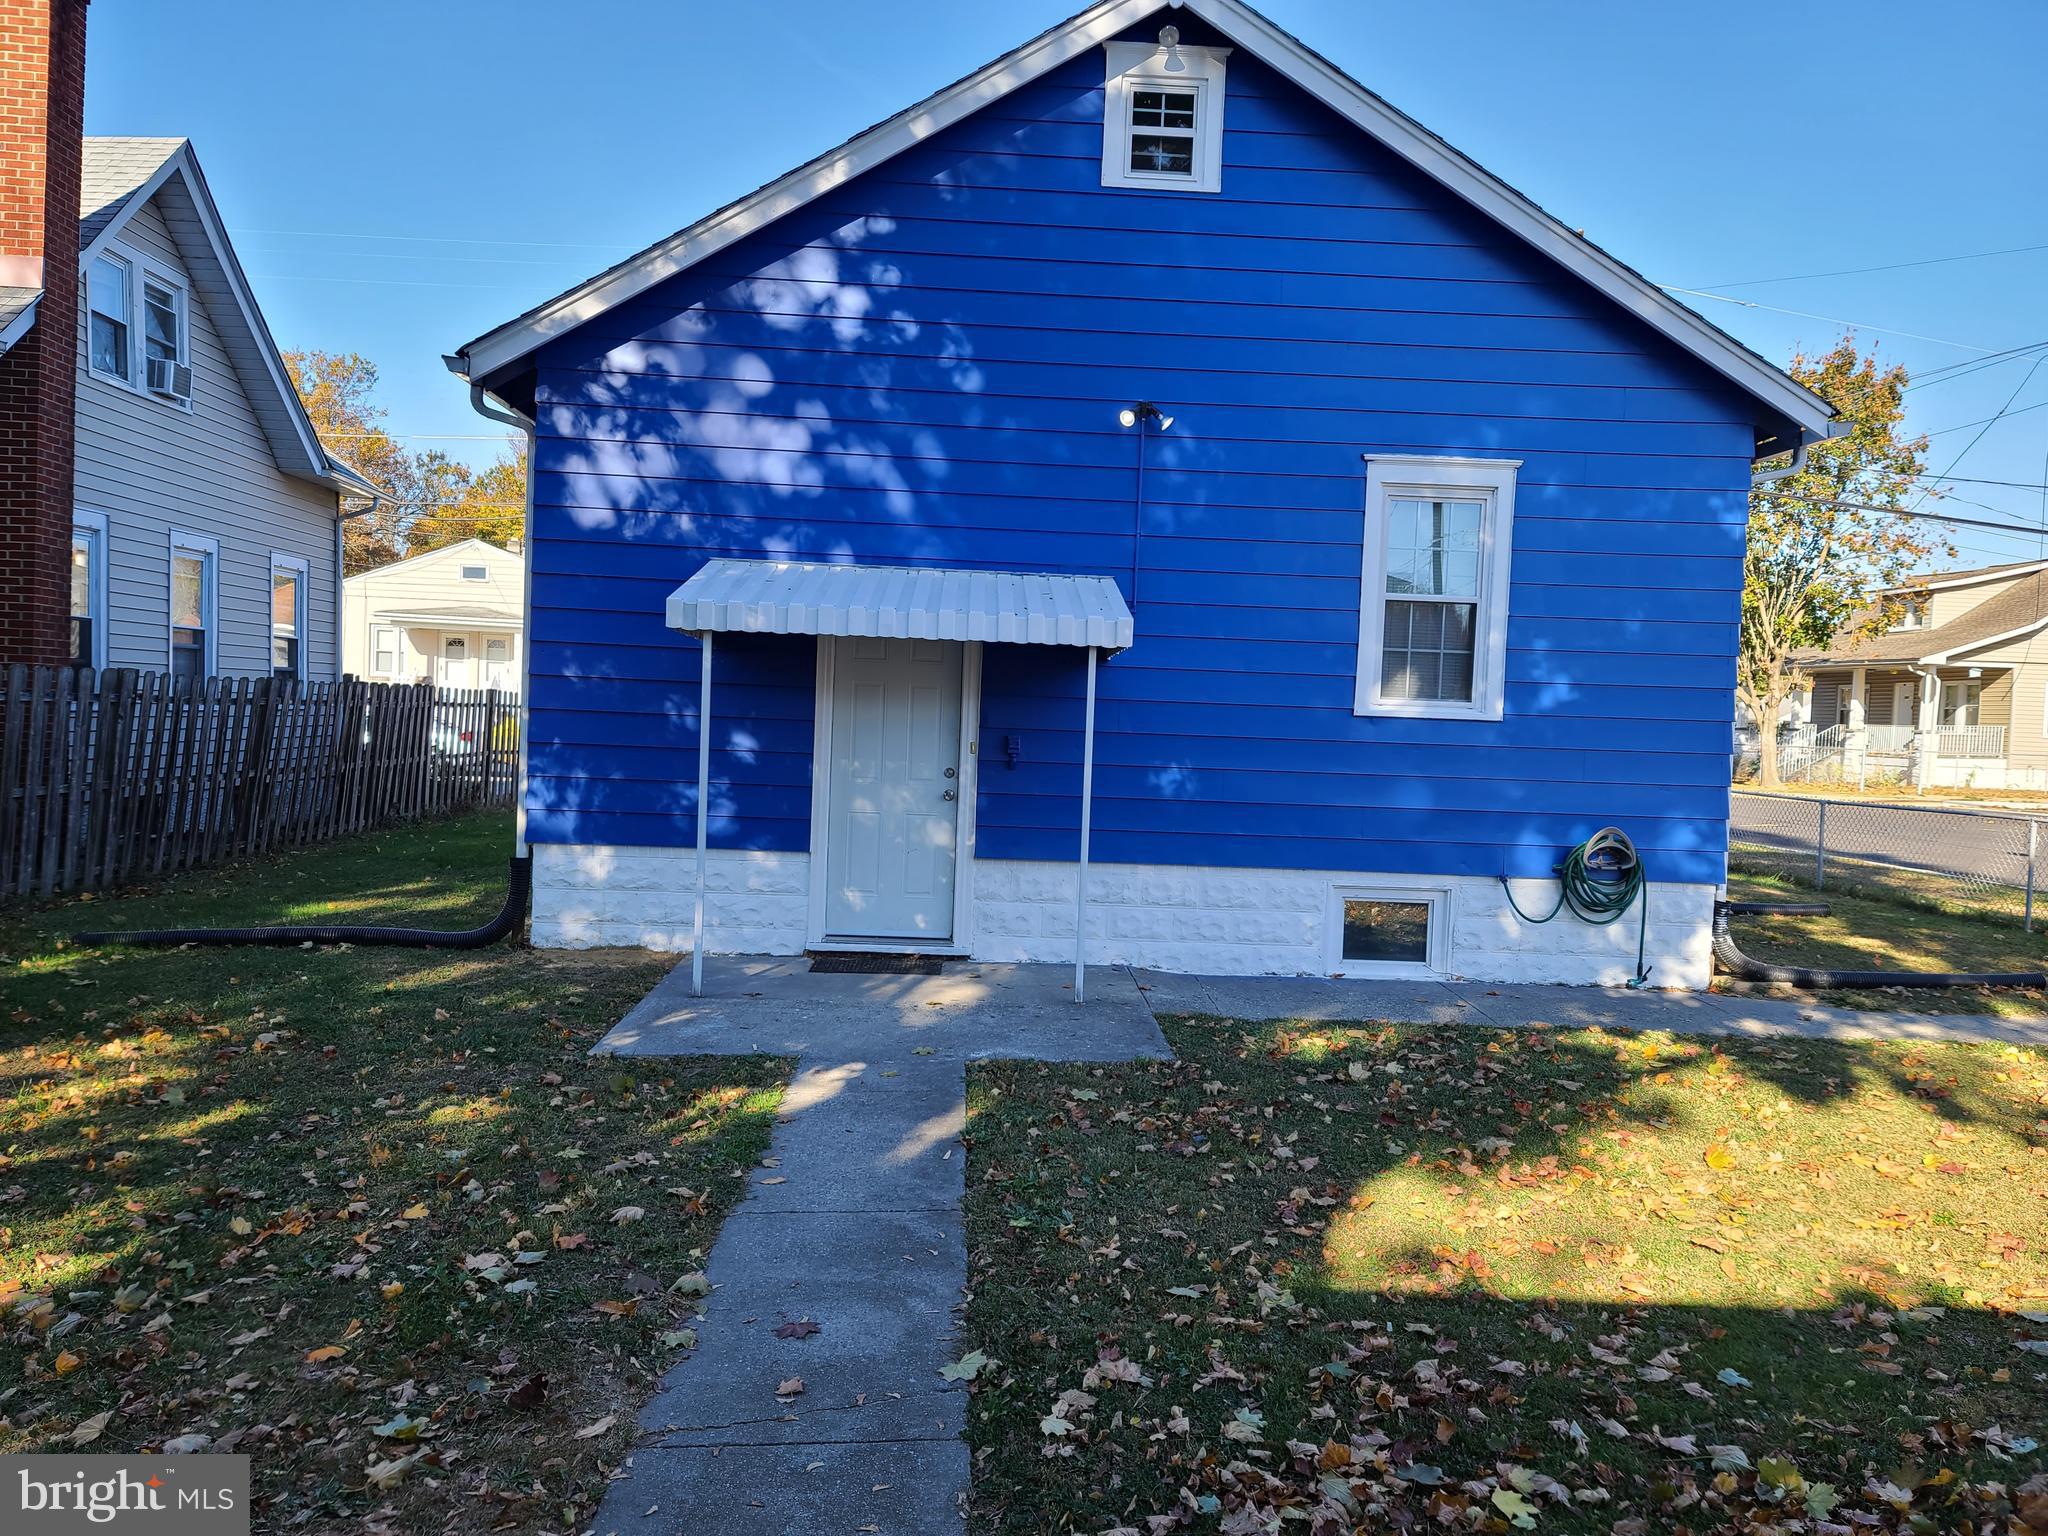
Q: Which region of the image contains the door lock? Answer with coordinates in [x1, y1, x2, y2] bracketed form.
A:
[944, 766, 957, 778]
[942, 788, 957, 801]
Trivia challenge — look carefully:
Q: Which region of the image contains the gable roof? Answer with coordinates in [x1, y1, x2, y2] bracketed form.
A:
[447, 0, 1833, 450]
[343, 536, 520, 587]
[1884, 557, 2048, 595]
[77, 138, 379, 500]
[1799, 570, 2048, 667]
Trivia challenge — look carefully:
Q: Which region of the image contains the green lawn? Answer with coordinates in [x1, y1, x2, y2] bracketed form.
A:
[0, 813, 787, 1533]
[1726, 871, 2048, 1017]
[962, 1016, 2048, 1534]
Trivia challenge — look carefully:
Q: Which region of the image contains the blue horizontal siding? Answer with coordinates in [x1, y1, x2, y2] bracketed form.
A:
[520, 29, 1761, 887]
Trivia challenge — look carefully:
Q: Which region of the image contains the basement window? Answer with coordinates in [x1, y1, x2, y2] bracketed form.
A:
[1101, 30, 1230, 194]
[1327, 885, 1450, 977]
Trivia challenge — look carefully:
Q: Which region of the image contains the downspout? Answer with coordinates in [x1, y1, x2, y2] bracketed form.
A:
[467, 381, 538, 860]
[336, 489, 384, 674]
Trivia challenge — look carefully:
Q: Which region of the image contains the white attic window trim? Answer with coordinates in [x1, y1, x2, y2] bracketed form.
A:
[1101, 29, 1230, 194]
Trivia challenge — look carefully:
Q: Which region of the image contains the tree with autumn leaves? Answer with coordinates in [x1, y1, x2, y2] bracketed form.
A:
[1738, 335, 1946, 787]
[284, 349, 527, 574]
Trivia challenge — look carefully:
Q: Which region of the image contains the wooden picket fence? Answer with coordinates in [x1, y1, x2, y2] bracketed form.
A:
[0, 666, 520, 900]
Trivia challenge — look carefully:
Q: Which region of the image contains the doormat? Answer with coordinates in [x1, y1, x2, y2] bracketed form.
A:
[808, 951, 947, 975]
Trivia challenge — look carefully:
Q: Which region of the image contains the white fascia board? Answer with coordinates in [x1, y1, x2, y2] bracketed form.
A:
[449, 0, 1832, 441]
[1931, 618, 2048, 664]
[1879, 561, 2048, 597]
[87, 143, 357, 492]
[0, 294, 40, 353]
[455, 0, 1160, 384]
[1173, 0, 1832, 438]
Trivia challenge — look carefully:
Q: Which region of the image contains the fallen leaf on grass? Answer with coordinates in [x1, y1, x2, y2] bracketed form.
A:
[366, 1450, 425, 1488]
[71, 1410, 111, 1445]
[305, 1345, 347, 1363]
[611, 1205, 645, 1224]
[574, 1414, 616, 1440]
[1704, 1144, 1737, 1171]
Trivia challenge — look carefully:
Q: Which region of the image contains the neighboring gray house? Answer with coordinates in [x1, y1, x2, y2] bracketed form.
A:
[61, 138, 374, 682]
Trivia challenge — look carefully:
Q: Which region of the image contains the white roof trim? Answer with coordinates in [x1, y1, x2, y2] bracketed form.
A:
[0, 294, 39, 354]
[667, 558, 1134, 651]
[82, 141, 374, 499]
[451, 0, 1831, 440]
[343, 536, 517, 585]
[1933, 616, 2048, 664]
[1881, 560, 2048, 597]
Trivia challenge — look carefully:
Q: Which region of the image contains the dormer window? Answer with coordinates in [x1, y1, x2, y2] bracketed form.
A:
[1102, 29, 1229, 194]
[1893, 598, 1928, 631]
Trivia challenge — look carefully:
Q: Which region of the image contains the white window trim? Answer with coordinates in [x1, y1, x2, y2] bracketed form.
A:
[460, 564, 488, 581]
[137, 259, 192, 410]
[86, 247, 134, 386]
[1325, 882, 1453, 978]
[1354, 454, 1519, 722]
[1101, 37, 1230, 194]
[372, 623, 405, 678]
[168, 531, 219, 681]
[72, 509, 109, 671]
[270, 552, 310, 679]
[85, 242, 192, 408]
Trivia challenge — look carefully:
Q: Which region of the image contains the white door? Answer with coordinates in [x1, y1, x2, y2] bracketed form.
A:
[438, 632, 475, 688]
[1892, 681, 1913, 727]
[823, 636, 963, 942]
[483, 634, 515, 693]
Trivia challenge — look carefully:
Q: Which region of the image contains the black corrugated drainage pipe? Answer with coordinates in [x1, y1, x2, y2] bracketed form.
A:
[1712, 902, 2045, 990]
[73, 857, 531, 950]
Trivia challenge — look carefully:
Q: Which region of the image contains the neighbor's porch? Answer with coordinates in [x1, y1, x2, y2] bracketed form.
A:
[1798, 663, 2012, 786]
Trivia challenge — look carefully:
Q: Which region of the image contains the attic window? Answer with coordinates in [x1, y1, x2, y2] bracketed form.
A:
[1102, 31, 1229, 194]
[461, 564, 487, 581]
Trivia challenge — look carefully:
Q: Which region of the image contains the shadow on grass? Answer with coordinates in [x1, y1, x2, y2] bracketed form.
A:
[961, 1014, 2048, 1535]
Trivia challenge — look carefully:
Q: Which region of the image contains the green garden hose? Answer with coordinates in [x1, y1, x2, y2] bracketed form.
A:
[1498, 826, 1651, 987]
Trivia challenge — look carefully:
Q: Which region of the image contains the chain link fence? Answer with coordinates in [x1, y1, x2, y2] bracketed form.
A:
[1729, 790, 2043, 926]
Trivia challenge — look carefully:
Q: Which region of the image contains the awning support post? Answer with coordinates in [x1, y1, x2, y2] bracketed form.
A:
[692, 631, 713, 997]
[1074, 645, 1098, 1004]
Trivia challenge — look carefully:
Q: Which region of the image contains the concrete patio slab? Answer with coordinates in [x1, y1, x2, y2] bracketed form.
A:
[594, 957, 1170, 1062]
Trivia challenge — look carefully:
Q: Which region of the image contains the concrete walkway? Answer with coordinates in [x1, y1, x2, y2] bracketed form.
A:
[586, 960, 1170, 1536]
[1134, 971, 2048, 1044]
[585, 958, 2044, 1535]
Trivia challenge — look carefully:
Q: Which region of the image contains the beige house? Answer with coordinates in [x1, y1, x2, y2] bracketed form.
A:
[342, 538, 523, 697]
[1794, 559, 2048, 788]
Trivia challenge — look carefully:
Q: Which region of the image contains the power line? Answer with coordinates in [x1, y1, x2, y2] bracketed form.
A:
[1910, 355, 2048, 510]
[1923, 398, 2048, 437]
[1695, 239, 2048, 291]
[1657, 286, 1995, 353]
[1904, 339, 2048, 390]
[1755, 487, 2048, 541]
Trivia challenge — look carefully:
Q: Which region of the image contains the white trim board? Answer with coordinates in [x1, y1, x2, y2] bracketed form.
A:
[448, 0, 1831, 445]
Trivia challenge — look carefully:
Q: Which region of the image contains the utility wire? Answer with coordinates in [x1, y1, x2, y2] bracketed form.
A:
[1696, 239, 2048, 291]
[1657, 286, 1993, 353]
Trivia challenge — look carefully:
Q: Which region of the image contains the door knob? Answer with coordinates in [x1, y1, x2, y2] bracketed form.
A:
[942, 789, 957, 801]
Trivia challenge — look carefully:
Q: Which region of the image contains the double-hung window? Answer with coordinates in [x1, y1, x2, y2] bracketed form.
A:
[141, 270, 188, 398]
[1101, 32, 1230, 194]
[271, 554, 308, 682]
[372, 624, 402, 678]
[169, 533, 217, 684]
[1354, 456, 1518, 721]
[88, 253, 132, 381]
[71, 511, 108, 670]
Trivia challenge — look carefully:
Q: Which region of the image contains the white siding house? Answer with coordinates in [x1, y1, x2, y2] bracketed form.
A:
[342, 538, 524, 696]
[68, 138, 374, 683]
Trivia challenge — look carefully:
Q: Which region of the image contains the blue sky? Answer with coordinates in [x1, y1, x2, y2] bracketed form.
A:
[86, 1, 2048, 565]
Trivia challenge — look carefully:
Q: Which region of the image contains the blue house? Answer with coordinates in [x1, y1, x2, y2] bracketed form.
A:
[447, 0, 1832, 990]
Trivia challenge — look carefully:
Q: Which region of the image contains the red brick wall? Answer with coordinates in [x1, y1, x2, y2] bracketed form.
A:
[0, 0, 88, 667]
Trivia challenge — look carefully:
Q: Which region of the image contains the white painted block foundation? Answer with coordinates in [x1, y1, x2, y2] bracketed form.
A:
[529, 844, 1718, 990]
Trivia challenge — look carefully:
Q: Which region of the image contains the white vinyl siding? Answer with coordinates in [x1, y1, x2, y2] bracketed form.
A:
[339, 540, 525, 697]
[73, 198, 340, 680]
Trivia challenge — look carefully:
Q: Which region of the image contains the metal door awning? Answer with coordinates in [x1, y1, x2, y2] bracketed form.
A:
[666, 558, 1133, 652]
[667, 558, 1127, 1004]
